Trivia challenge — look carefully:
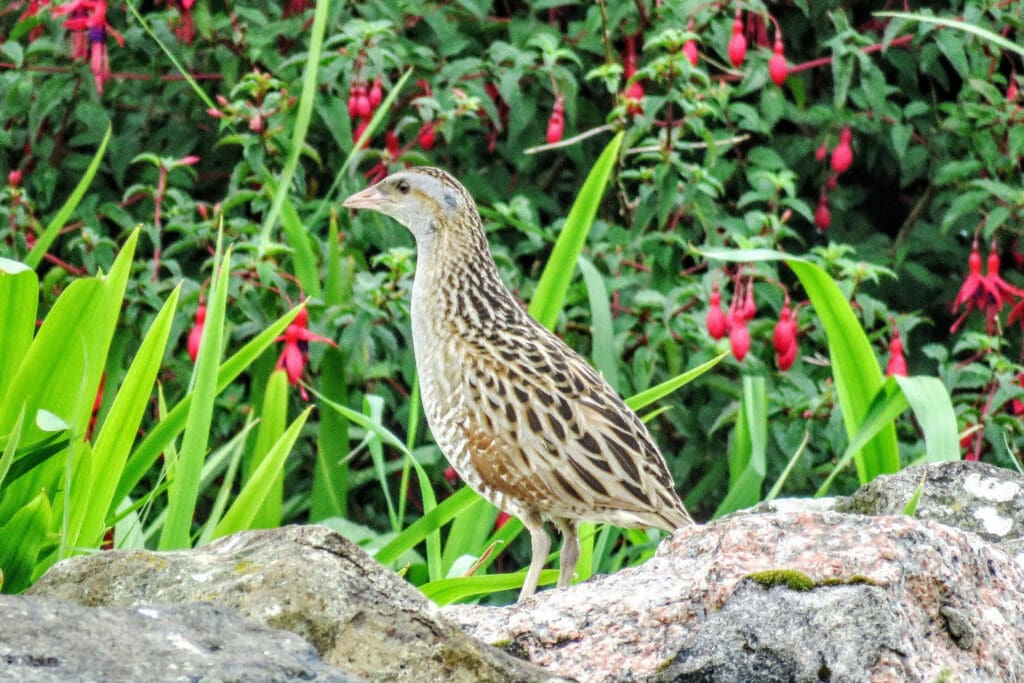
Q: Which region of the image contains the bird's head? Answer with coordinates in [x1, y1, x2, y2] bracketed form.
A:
[342, 167, 473, 243]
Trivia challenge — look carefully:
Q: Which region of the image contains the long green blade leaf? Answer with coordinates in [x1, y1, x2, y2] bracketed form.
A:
[25, 125, 111, 269]
[258, 0, 329, 251]
[529, 131, 624, 330]
[115, 305, 302, 505]
[213, 407, 312, 539]
[894, 375, 959, 463]
[159, 242, 231, 550]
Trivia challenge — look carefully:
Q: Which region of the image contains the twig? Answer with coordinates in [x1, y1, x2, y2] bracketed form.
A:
[624, 133, 751, 155]
[524, 124, 615, 154]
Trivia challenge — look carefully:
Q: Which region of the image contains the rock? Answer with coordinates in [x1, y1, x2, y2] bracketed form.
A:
[0, 595, 354, 682]
[29, 525, 554, 683]
[447, 510, 1024, 682]
[836, 460, 1024, 544]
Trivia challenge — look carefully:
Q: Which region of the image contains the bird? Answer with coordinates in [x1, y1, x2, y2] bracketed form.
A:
[343, 166, 694, 601]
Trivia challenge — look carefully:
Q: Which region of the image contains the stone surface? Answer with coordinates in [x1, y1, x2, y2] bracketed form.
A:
[447, 510, 1024, 682]
[836, 460, 1024, 544]
[29, 525, 554, 683]
[648, 580, 901, 682]
[0, 595, 354, 682]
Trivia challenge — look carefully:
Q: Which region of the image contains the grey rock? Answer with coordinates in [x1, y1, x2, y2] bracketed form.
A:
[835, 460, 1024, 544]
[447, 508, 1024, 682]
[29, 525, 554, 683]
[649, 581, 902, 683]
[0, 595, 354, 682]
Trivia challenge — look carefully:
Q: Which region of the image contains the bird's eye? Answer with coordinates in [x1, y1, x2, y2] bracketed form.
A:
[396, 179, 411, 194]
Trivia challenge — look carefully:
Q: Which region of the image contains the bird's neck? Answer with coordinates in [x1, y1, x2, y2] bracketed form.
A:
[411, 223, 517, 331]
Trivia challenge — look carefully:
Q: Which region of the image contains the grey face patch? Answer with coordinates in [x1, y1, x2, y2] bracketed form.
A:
[428, 219, 438, 234]
[443, 192, 458, 210]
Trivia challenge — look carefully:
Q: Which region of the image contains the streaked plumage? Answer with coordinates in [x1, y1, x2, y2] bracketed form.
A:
[343, 167, 693, 600]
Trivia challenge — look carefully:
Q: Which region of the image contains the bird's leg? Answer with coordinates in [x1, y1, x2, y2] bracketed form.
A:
[553, 518, 579, 589]
[518, 511, 550, 601]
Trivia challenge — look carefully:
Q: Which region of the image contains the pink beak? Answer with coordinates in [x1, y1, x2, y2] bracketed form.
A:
[342, 185, 386, 210]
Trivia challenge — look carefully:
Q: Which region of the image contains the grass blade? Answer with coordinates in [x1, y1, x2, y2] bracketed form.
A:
[625, 352, 727, 412]
[258, 0, 329, 251]
[577, 255, 619, 391]
[529, 131, 624, 330]
[876, 12, 1024, 59]
[73, 283, 181, 548]
[0, 260, 37, 403]
[115, 305, 302, 505]
[25, 125, 111, 270]
[213, 407, 312, 539]
[894, 376, 959, 463]
[714, 376, 767, 517]
[159, 242, 231, 550]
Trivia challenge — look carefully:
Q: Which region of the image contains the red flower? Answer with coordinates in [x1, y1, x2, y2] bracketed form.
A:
[740, 277, 756, 321]
[683, 39, 699, 67]
[728, 12, 747, 68]
[417, 122, 436, 150]
[776, 341, 798, 371]
[368, 77, 383, 109]
[729, 317, 750, 362]
[705, 282, 727, 340]
[275, 308, 337, 400]
[885, 327, 908, 377]
[957, 242, 1024, 333]
[385, 129, 400, 159]
[546, 96, 565, 144]
[623, 81, 644, 115]
[768, 36, 787, 87]
[773, 298, 799, 372]
[187, 304, 206, 363]
[814, 195, 830, 231]
[831, 127, 853, 174]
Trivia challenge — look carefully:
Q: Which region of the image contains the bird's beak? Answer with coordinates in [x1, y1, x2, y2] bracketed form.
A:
[342, 185, 385, 211]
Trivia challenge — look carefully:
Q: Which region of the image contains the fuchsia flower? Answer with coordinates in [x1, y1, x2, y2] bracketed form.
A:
[275, 309, 337, 399]
[885, 326, 908, 378]
[187, 304, 206, 363]
[51, 0, 123, 93]
[705, 282, 727, 340]
[954, 241, 1024, 333]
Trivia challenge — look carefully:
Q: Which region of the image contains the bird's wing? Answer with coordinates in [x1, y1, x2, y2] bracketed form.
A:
[457, 315, 692, 530]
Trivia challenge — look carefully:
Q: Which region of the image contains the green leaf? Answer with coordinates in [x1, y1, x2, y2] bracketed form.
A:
[903, 471, 927, 516]
[374, 486, 480, 567]
[0, 407, 26, 493]
[25, 125, 111, 270]
[420, 568, 559, 606]
[877, 12, 1024, 59]
[246, 368, 289, 529]
[257, 0, 330, 253]
[714, 377, 767, 517]
[159, 241, 231, 550]
[577, 256, 619, 391]
[312, 347, 349, 520]
[0, 229, 138, 525]
[529, 131, 624, 330]
[72, 283, 181, 549]
[894, 376, 959, 463]
[0, 262, 37, 403]
[816, 378, 907, 496]
[114, 304, 302, 506]
[0, 490, 52, 594]
[213, 408, 312, 539]
[625, 353, 727, 412]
